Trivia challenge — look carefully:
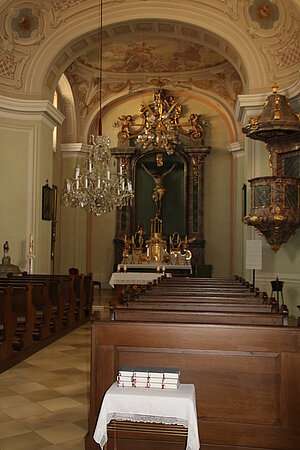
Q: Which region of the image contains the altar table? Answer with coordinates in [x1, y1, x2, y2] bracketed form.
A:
[109, 272, 166, 288]
[93, 382, 200, 450]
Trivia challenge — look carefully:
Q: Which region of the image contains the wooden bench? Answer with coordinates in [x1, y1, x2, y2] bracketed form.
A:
[0, 288, 17, 361]
[85, 319, 300, 450]
[125, 300, 277, 313]
[112, 307, 286, 326]
[0, 273, 94, 372]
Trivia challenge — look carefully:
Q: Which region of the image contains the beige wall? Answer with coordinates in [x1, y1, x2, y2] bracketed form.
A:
[0, 117, 54, 273]
[0, 123, 29, 269]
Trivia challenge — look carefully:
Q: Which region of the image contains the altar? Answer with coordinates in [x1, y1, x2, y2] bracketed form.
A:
[116, 263, 192, 276]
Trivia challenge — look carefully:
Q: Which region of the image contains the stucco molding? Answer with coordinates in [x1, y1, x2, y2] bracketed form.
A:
[61, 142, 91, 158]
[0, 94, 65, 127]
[22, 1, 266, 96]
[228, 141, 244, 157]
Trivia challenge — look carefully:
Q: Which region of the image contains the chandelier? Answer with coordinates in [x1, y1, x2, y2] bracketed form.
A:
[63, 136, 133, 216]
[118, 90, 208, 155]
[62, 0, 134, 215]
[243, 82, 300, 252]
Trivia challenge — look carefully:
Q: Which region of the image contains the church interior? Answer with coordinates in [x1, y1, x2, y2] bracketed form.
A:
[0, 0, 300, 449]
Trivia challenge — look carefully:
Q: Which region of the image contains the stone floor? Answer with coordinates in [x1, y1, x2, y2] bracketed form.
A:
[0, 289, 113, 450]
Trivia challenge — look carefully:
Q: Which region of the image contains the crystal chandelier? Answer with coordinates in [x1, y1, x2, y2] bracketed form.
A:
[63, 136, 133, 216]
[62, 0, 134, 216]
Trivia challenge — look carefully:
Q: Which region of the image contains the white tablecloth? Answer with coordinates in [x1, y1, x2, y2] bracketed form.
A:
[93, 382, 200, 450]
[109, 272, 165, 288]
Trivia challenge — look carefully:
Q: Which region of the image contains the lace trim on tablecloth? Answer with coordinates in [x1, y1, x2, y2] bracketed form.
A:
[99, 412, 190, 449]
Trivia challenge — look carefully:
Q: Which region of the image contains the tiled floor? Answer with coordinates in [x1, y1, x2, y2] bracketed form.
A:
[0, 289, 113, 450]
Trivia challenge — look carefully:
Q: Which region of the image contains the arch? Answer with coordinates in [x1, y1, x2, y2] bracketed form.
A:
[23, 1, 268, 97]
[83, 87, 239, 145]
[57, 74, 77, 142]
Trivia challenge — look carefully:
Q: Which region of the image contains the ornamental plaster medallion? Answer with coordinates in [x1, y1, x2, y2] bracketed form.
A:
[244, 0, 283, 38]
[4, 3, 45, 46]
[249, 0, 279, 29]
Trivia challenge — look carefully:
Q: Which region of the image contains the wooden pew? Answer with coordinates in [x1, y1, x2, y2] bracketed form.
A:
[8, 285, 36, 350]
[0, 279, 61, 339]
[85, 319, 300, 450]
[112, 308, 285, 326]
[21, 274, 86, 325]
[0, 288, 17, 360]
[134, 294, 268, 304]
[125, 300, 277, 313]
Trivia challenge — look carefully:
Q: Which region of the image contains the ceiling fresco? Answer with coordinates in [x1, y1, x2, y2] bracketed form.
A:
[78, 37, 226, 73]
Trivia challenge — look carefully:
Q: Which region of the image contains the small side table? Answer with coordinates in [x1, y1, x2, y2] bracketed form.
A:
[93, 382, 200, 450]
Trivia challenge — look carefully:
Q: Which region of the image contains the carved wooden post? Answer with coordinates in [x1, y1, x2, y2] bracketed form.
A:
[184, 147, 211, 269]
[110, 146, 136, 266]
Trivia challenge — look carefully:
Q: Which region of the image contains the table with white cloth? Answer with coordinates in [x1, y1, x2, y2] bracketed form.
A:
[109, 272, 166, 288]
[93, 382, 200, 450]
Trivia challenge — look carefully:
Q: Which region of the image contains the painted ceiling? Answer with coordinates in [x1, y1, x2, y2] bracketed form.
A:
[78, 37, 226, 73]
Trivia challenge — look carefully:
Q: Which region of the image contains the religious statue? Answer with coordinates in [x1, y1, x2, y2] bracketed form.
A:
[142, 162, 177, 216]
[3, 241, 9, 254]
[118, 115, 133, 140]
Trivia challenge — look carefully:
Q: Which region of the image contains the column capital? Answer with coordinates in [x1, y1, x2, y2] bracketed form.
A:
[228, 141, 245, 157]
[61, 143, 91, 158]
[0, 94, 65, 128]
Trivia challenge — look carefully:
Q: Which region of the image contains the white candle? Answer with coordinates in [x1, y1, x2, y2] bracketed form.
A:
[66, 179, 71, 192]
[75, 165, 80, 179]
[124, 264, 127, 272]
[169, 236, 172, 244]
[185, 235, 187, 243]
[124, 235, 127, 243]
[107, 168, 110, 180]
[117, 264, 121, 272]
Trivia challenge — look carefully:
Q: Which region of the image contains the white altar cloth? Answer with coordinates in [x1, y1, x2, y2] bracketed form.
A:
[109, 272, 165, 288]
[93, 382, 200, 450]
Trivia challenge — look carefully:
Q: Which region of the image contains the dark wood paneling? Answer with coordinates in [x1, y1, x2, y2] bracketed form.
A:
[86, 321, 300, 450]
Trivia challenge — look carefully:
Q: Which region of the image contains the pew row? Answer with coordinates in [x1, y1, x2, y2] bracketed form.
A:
[0, 273, 94, 373]
[112, 308, 286, 326]
[85, 319, 300, 450]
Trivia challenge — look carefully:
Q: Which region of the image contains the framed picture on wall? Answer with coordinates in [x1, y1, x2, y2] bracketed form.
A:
[42, 183, 52, 220]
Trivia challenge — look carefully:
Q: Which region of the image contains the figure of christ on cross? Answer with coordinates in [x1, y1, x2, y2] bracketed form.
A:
[141, 162, 177, 216]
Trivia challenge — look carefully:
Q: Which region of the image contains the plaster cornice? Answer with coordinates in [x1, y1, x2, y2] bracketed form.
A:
[61, 143, 91, 157]
[228, 141, 244, 156]
[0, 95, 65, 127]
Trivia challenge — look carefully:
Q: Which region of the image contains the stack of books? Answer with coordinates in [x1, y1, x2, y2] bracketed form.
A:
[117, 366, 180, 389]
